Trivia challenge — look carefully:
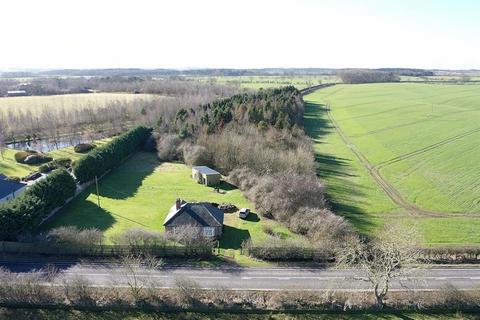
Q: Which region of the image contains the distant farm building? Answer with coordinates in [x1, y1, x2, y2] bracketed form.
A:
[191, 166, 221, 186]
[6, 90, 27, 97]
[0, 175, 27, 203]
[163, 199, 224, 238]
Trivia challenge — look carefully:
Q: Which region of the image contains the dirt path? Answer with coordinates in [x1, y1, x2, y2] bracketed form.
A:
[301, 86, 480, 218]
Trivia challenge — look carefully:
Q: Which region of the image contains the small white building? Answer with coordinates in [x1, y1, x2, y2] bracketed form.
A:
[6, 90, 27, 97]
[191, 166, 221, 186]
[0, 175, 27, 203]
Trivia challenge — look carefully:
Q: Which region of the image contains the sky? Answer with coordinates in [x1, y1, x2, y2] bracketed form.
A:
[1, 0, 479, 70]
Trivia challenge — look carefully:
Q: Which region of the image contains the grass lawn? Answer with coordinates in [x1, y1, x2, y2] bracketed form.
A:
[0, 139, 111, 178]
[45, 152, 301, 263]
[0, 148, 39, 177]
[304, 84, 480, 245]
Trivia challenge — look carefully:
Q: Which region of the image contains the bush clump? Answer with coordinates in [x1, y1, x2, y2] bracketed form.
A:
[47, 226, 104, 246]
[73, 126, 152, 183]
[15, 150, 52, 164]
[0, 169, 77, 240]
[74, 143, 96, 153]
[39, 158, 72, 173]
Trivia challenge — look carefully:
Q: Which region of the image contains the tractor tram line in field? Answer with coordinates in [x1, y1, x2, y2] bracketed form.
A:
[305, 85, 480, 219]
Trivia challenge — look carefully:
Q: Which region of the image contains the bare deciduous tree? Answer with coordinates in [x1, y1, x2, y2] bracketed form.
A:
[335, 223, 423, 309]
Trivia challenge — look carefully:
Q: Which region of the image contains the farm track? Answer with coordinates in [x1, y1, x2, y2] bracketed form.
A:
[301, 85, 480, 218]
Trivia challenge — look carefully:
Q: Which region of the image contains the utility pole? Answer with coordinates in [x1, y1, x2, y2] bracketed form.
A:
[95, 176, 101, 208]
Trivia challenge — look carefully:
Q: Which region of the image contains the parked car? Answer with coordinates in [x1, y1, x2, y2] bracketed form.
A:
[238, 208, 250, 219]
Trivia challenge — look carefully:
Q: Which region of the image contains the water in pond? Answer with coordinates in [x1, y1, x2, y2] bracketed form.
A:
[7, 137, 88, 152]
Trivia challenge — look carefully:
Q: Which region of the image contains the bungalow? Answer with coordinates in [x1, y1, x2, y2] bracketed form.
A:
[191, 166, 221, 186]
[0, 175, 27, 203]
[163, 199, 224, 238]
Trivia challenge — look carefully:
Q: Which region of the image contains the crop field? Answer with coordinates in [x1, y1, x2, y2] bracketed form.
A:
[191, 75, 340, 89]
[304, 83, 480, 245]
[0, 92, 156, 115]
[46, 152, 301, 263]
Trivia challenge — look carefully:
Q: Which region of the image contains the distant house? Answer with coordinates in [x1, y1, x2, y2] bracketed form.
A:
[191, 166, 221, 186]
[0, 176, 27, 203]
[6, 90, 27, 97]
[163, 199, 224, 238]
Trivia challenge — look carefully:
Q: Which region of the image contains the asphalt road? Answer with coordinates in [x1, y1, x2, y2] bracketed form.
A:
[1, 260, 480, 291]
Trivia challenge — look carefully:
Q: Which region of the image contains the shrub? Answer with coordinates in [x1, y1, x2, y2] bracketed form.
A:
[156, 134, 182, 161]
[73, 126, 151, 183]
[14, 150, 52, 164]
[39, 163, 55, 173]
[74, 143, 96, 153]
[14, 150, 37, 163]
[248, 171, 327, 221]
[23, 154, 53, 164]
[54, 157, 72, 168]
[198, 125, 315, 175]
[112, 228, 167, 247]
[244, 237, 314, 261]
[39, 158, 72, 173]
[0, 169, 77, 240]
[182, 143, 211, 166]
[47, 226, 104, 246]
[26, 169, 77, 213]
[165, 225, 215, 247]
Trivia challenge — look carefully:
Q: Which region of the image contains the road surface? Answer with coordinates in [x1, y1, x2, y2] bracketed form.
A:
[1, 259, 479, 291]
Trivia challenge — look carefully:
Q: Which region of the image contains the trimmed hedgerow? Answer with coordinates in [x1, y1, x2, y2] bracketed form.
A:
[0, 169, 76, 240]
[73, 126, 152, 184]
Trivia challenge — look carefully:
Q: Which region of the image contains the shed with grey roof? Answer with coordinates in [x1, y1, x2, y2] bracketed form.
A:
[0, 177, 27, 203]
[191, 166, 221, 186]
[164, 199, 224, 238]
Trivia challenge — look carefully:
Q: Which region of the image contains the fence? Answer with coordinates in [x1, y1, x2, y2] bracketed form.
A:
[0, 241, 213, 258]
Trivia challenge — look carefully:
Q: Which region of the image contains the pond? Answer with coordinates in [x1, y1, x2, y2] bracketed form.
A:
[7, 137, 88, 153]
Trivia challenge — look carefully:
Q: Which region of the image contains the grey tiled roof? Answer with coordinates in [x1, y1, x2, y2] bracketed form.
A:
[0, 179, 26, 199]
[164, 202, 224, 227]
[192, 166, 220, 175]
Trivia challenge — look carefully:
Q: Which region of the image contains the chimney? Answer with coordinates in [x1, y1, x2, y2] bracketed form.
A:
[175, 198, 182, 210]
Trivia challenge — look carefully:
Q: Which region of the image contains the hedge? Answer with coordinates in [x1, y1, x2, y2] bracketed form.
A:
[73, 126, 152, 183]
[14, 150, 52, 164]
[0, 169, 76, 240]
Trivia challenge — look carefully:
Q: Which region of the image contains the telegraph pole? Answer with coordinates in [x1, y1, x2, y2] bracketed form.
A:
[95, 176, 101, 208]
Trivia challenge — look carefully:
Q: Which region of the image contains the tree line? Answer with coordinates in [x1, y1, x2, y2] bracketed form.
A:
[339, 69, 400, 84]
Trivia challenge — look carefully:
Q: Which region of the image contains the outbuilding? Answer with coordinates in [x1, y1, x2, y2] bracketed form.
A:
[6, 90, 27, 97]
[0, 176, 27, 203]
[191, 166, 221, 186]
[163, 199, 224, 238]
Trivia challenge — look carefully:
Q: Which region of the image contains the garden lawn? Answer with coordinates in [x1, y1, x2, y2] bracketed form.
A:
[46, 152, 300, 252]
[0, 148, 38, 178]
[0, 139, 112, 178]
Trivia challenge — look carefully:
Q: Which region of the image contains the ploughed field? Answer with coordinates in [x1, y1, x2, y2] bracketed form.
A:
[304, 83, 480, 245]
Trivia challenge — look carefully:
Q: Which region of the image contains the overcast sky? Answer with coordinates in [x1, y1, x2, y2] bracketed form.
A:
[1, 0, 479, 70]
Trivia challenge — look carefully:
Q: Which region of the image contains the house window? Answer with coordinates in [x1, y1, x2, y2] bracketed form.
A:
[203, 227, 215, 237]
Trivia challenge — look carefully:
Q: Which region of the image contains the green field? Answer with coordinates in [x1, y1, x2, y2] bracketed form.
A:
[0, 92, 156, 114]
[191, 75, 340, 89]
[46, 152, 300, 262]
[304, 83, 480, 245]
